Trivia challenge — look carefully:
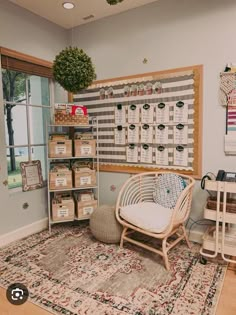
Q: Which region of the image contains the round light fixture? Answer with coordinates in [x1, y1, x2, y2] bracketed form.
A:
[62, 2, 75, 9]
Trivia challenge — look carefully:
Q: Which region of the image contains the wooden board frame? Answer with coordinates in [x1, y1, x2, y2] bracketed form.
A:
[72, 65, 203, 179]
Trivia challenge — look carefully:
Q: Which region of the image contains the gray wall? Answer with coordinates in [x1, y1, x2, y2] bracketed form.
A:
[0, 0, 68, 235]
[0, 0, 69, 60]
[72, 0, 236, 233]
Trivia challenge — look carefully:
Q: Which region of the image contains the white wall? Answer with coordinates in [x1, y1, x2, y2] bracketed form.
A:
[0, 0, 69, 60]
[0, 0, 68, 236]
[72, 0, 236, 233]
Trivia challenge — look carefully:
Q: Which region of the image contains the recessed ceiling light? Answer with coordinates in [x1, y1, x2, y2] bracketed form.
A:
[62, 2, 75, 10]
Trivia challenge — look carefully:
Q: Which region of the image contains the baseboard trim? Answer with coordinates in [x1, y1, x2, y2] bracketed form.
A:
[0, 218, 48, 248]
[188, 229, 204, 244]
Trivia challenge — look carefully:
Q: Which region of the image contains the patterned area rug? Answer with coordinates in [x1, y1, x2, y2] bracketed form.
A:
[0, 223, 227, 315]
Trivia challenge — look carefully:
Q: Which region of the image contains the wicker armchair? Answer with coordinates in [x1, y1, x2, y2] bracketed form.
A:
[115, 172, 195, 270]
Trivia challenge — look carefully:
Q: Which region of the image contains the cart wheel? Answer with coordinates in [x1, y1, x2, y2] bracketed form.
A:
[199, 256, 207, 265]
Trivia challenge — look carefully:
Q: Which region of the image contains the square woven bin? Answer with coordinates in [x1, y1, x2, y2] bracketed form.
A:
[73, 168, 96, 188]
[76, 200, 98, 219]
[49, 170, 72, 190]
[52, 197, 75, 221]
[48, 140, 72, 158]
[74, 139, 96, 157]
[54, 112, 89, 125]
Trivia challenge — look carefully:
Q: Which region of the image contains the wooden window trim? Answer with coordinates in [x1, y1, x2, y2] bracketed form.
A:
[0, 46, 53, 78]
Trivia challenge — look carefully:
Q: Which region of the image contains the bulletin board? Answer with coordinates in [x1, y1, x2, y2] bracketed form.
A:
[73, 65, 203, 178]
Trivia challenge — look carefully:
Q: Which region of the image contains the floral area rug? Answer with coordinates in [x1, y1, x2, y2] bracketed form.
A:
[0, 223, 227, 315]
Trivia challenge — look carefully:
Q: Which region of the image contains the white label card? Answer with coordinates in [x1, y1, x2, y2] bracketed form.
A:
[156, 103, 169, 123]
[83, 206, 94, 215]
[141, 104, 154, 124]
[115, 106, 126, 125]
[57, 207, 69, 217]
[128, 105, 139, 124]
[80, 176, 91, 185]
[156, 146, 169, 166]
[114, 128, 126, 145]
[174, 146, 188, 166]
[81, 146, 92, 155]
[126, 145, 138, 163]
[140, 144, 153, 163]
[55, 177, 67, 186]
[155, 125, 169, 144]
[55, 146, 66, 155]
[174, 101, 188, 123]
[174, 125, 188, 144]
[141, 124, 153, 143]
[128, 125, 139, 143]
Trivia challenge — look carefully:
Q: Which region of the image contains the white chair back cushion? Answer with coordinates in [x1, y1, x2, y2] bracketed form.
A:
[153, 173, 185, 209]
[120, 202, 173, 233]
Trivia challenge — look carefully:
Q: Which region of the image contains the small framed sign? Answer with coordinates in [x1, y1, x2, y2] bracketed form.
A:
[20, 160, 43, 191]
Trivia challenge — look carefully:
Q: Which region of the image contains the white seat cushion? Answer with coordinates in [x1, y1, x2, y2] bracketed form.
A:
[120, 202, 173, 233]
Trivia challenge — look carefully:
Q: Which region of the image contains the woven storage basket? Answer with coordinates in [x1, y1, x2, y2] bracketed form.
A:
[206, 196, 236, 214]
[54, 112, 89, 125]
[90, 205, 122, 243]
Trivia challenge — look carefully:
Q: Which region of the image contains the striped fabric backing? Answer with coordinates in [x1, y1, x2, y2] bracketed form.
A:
[73, 72, 195, 171]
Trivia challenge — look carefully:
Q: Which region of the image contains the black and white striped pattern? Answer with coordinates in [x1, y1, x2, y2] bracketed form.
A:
[73, 72, 195, 171]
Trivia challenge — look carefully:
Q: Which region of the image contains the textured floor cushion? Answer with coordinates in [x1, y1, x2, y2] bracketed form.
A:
[120, 202, 173, 233]
[90, 205, 122, 243]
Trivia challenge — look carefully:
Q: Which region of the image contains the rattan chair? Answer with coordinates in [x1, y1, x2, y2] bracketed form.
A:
[115, 172, 195, 270]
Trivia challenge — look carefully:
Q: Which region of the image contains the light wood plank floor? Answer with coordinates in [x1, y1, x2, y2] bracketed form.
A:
[0, 267, 235, 315]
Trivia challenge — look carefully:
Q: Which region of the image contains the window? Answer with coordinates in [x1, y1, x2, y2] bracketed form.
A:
[1, 47, 54, 190]
[2, 69, 51, 189]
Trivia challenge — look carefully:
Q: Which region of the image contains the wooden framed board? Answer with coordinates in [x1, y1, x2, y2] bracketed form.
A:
[73, 65, 203, 178]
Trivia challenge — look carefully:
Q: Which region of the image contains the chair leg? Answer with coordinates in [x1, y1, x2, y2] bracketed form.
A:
[182, 225, 191, 248]
[162, 238, 170, 271]
[120, 227, 128, 249]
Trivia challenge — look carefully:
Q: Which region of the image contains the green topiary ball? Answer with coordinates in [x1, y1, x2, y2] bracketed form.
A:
[106, 0, 124, 5]
[53, 47, 96, 93]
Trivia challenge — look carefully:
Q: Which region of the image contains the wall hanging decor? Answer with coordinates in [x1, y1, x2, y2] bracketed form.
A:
[53, 47, 96, 93]
[20, 160, 43, 191]
[73, 65, 203, 178]
[220, 66, 236, 154]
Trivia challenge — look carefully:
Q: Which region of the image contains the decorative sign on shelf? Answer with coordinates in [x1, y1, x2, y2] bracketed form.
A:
[73, 65, 203, 177]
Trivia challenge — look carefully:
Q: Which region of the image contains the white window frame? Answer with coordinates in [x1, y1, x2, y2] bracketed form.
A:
[3, 76, 54, 191]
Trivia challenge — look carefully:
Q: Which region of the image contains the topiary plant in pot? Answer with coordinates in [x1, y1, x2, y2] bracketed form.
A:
[106, 0, 124, 5]
[53, 47, 96, 93]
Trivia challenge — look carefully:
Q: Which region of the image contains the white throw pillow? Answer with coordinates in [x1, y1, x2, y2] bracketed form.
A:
[153, 173, 185, 209]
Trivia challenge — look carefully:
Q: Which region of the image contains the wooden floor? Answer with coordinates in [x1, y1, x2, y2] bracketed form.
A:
[0, 268, 235, 315]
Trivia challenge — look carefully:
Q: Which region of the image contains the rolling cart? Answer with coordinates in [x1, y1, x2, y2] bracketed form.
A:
[200, 180, 236, 264]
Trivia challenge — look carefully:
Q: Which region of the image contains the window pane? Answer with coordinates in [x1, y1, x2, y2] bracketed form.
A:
[29, 107, 50, 144]
[29, 76, 50, 106]
[7, 147, 29, 189]
[31, 146, 46, 180]
[2, 69, 27, 102]
[4, 105, 28, 146]
[54, 82, 68, 103]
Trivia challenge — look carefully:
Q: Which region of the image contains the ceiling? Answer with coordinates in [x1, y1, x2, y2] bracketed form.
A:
[8, 0, 158, 29]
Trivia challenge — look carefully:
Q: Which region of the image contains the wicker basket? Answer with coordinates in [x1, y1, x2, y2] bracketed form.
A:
[206, 196, 236, 214]
[54, 112, 89, 125]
